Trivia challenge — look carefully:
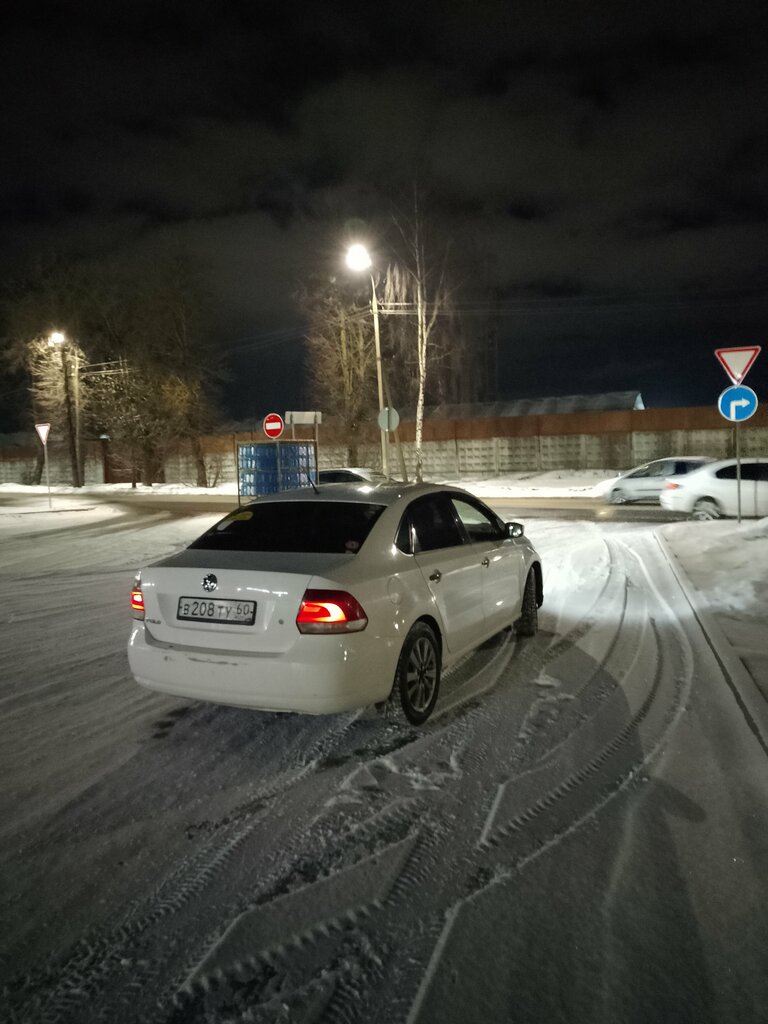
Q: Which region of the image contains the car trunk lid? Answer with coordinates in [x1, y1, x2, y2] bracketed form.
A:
[140, 550, 352, 654]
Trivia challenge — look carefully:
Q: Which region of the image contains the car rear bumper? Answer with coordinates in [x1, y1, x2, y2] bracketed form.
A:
[127, 623, 398, 714]
[659, 491, 690, 512]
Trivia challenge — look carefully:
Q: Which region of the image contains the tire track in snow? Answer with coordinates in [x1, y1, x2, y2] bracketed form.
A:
[7, 525, 699, 1024]
[405, 534, 696, 1024]
[7, 710, 445, 1023]
[154, 536, 654, 1024]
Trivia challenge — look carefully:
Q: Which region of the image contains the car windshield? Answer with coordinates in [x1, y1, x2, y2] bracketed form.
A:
[188, 500, 386, 553]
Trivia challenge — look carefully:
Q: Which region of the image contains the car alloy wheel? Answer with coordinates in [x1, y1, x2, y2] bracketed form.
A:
[610, 488, 628, 504]
[394, 622, 440, 725]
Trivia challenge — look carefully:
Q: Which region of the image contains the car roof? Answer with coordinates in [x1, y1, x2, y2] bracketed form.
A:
[244, 481, 469, 508]
[644, 455, 713, 463]
[694, 456, 766, 470]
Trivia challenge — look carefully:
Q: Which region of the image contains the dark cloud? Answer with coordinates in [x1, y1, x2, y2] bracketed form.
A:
[1, 0, 767, 422]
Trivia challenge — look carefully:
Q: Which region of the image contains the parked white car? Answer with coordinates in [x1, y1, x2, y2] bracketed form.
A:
[128, 482, 543, 725]
[606, 456, 714, 504]
[659, 458, 768, 519]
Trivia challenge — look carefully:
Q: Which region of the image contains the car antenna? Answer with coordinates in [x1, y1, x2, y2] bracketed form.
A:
[306, 472, 320, 495]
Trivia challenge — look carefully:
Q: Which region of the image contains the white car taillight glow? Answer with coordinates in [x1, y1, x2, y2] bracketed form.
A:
[131, 584, 145, 620]
[296, 589, 368, 634]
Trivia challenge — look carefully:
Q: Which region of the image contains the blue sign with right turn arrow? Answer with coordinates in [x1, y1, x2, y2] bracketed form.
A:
[718, 384, 758, 422]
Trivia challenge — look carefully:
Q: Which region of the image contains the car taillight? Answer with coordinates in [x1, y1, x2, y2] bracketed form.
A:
[296, 589, 368, 634]
[131, 584, 145, 619]
[663, 481, 680, 490]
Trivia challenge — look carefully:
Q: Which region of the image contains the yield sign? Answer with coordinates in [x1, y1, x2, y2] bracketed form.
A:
[715, 345, 761, 385]
[35, 422, 51, 445]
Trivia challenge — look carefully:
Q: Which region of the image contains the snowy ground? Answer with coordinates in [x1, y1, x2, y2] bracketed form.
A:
[2, 480, 768, 1023]
[0, 467, 621, 501]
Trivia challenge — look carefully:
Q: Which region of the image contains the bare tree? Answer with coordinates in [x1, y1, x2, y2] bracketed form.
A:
[28, 334, 90, 485]
[2, 249, 223, 486]
[119, 252, 220, 484]
[1, 257, 100, 485]
[387, 192, 451, 481]
[300, 276, 377, 464]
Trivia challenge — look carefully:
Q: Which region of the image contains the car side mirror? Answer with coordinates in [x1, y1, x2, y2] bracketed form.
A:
[506, 521, 524, 538]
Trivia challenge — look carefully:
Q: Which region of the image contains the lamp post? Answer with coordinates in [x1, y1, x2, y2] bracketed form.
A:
[48, 330, 82, 487]
[345, 243, 390, 478]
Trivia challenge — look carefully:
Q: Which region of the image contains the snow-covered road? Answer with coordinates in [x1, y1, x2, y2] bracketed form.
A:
[2, 501, 768, 1023]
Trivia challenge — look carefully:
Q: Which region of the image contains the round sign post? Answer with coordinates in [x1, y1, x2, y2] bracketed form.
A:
[262, 412, 284, 439]
[717, 385, 758, 525]
[717, 385, 758, 423]
[377, 407, 400, 432]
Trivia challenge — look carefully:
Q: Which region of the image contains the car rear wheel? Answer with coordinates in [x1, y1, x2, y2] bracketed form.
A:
[393, 622, 441, 725]
[515, 570, 538, 638]
[692, 497, 722, 521]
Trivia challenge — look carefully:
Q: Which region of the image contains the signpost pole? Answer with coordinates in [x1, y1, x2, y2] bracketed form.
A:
[43, 442, 52, 509]
[383, 373, 408, 483]
[715, 346, 761, 526]
[736, 424, 742, 524]
[35, 423, 52, 509]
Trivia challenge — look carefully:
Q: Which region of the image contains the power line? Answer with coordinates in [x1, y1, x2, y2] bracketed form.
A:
[215, 286, 768, 352]
[222, 326, 306, 356]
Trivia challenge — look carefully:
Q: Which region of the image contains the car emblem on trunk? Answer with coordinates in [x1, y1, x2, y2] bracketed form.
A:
[202, 573, 218, 592]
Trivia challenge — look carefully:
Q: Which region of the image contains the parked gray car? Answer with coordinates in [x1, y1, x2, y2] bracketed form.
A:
[606, 457, 714, 504]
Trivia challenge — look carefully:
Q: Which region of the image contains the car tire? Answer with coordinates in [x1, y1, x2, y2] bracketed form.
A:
[515, 570, 538, 638]
[609, 488, 628, 504]
[692, 497, 722, 521]
[392, 622, 441, 726]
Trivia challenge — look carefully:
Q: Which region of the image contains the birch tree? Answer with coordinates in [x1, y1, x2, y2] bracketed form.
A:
[387, 193, 451, 481]
[300, 277, 377, 464]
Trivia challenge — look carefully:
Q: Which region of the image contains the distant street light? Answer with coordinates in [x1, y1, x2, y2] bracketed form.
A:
[345, 244, 389, 478]
[48, 329, 82, 487]
[43, 333, 126, 487]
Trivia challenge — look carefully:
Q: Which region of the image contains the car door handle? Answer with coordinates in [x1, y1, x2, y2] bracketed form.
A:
[429, 570, 442, 583]
[481, 557, 490, 567]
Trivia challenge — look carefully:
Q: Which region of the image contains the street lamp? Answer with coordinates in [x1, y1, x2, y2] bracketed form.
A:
[48, 329, 82, 487]
[345, 243, 390, 478]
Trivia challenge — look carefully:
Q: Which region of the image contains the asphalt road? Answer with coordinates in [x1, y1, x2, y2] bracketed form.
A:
[0, 489, 689, 524]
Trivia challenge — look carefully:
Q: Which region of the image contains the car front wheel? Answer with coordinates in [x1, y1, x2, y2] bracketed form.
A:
[393, 622, 441, 725]
[609, 488, 628, 504]
[692, 497, 722, 521]
[515, 569, 539, 638]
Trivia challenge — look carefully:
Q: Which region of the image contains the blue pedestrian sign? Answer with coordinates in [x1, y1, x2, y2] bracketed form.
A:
[718, 384, 758, 422]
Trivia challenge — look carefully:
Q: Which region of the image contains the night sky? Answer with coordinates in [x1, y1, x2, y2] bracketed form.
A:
[2, 0, 767, 425]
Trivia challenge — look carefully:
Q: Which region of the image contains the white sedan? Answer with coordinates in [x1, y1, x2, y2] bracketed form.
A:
[659, 457, 768, 519]
[606, 456, 713, 504]
[128, 482, 543, 725]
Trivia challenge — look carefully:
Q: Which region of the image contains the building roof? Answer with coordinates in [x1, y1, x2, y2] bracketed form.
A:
[401, 392, 645, 420]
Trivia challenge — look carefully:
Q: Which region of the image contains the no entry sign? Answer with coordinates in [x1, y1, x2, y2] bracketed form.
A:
[262, 412, 284, 439]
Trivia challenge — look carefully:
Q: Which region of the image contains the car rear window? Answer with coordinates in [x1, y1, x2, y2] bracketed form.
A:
[189, 501, 386, 553]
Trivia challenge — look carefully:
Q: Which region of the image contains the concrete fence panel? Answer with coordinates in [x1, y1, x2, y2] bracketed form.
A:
[2, 406, 767, 487]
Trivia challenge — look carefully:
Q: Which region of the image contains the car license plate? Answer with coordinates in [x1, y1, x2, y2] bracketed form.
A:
[177, 597, 256, 625]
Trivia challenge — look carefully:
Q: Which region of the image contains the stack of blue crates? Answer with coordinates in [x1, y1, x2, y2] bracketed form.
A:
[238, 442, 317, 498]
